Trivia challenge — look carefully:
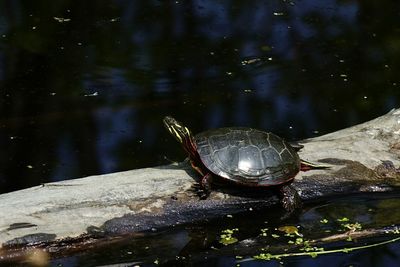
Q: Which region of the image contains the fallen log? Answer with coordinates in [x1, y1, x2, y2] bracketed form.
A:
[1, 108, 400, 258]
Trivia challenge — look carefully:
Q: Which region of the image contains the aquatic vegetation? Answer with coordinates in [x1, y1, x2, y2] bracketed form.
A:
[219, 228, 239, 245]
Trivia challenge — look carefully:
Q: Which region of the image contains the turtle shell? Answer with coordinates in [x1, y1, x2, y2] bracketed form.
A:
[194, 127, 300, 186]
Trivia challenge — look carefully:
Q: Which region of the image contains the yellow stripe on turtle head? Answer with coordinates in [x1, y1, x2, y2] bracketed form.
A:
[184, 127, 190, 136]
[163, 116, 192, 144]
[172, 127, 183, 143]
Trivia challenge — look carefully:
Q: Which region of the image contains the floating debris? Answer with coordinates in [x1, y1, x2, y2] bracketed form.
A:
[241, 58, 262, 66]
[278, 225, 302, 237]
[84, 92, 99, 97]
[53, 17, 71, 23]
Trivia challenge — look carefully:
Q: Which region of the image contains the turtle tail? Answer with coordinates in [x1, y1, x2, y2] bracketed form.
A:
[300, 159, 331, 171]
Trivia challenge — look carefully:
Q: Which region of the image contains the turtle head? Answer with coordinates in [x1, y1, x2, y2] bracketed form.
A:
[163, 116, 192, 144]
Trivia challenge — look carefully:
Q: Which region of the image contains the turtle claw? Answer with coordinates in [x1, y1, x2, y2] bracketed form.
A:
[188, 173, 213, 199]
[190, 182, 202, 192]
[199, 192, 209, 200]
[190, 183, 209, 199]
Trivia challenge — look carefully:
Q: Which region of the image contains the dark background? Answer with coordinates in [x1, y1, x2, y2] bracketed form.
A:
[0, 0, 399, 194]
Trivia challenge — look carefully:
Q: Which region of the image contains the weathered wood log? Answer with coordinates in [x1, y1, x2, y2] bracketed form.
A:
[1, 108, 400, 257]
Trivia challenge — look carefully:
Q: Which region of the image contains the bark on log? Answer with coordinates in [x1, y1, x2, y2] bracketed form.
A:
[1, 108, 400, 255]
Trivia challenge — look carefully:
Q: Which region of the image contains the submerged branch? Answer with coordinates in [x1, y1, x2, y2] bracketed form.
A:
[233, 224, 400, 263]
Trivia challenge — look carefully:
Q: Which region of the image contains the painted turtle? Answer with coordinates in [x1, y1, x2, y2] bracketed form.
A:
[163, 116, 324, 211]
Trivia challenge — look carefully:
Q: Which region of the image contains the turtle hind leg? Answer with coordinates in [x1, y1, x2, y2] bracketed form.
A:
[199, 173, 213, 199]
[280, 185, 302, 212]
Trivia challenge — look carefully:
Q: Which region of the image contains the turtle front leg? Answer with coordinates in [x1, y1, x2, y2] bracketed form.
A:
[280, 185, 302, 212]
[198, 173, 213, 199]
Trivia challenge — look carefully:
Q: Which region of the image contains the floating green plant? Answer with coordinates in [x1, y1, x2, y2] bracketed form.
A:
[342, 222, 362, 231]
[320, 219, 329, 224]
[337, 217, 350, 222]
[260, 228, 269, 237]
[219, 228, 239, 245]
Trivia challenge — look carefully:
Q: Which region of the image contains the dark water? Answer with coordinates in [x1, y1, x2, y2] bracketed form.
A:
[0, 0, 399, 266]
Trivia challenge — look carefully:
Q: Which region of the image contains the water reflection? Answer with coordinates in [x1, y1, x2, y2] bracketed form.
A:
[0, 0, 399, 194]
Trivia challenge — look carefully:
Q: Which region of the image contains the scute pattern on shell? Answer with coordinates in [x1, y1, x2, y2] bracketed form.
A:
[194, 127, 301, 186]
